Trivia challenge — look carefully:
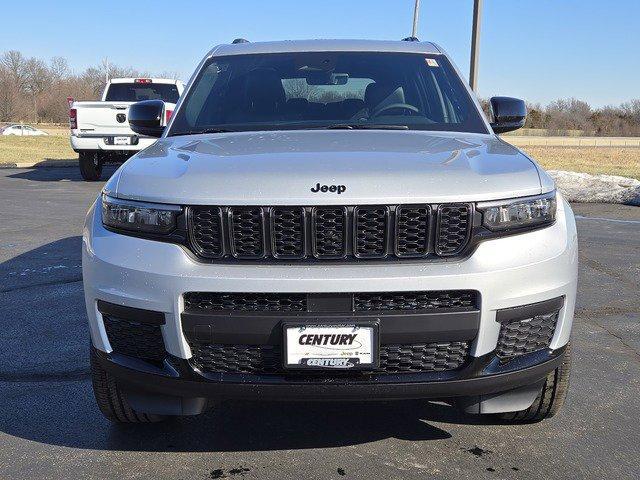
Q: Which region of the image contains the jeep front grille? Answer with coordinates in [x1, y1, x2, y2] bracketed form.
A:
[187, 204, 474, 262]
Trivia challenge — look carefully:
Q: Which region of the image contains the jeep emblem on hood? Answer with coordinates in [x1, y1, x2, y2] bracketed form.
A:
[311, 183, 346, 194]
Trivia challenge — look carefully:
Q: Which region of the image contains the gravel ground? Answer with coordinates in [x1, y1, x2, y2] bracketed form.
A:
[0, 167, 638, 480]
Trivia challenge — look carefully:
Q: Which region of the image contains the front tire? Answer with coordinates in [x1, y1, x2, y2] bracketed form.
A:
[90, 348, 166, 423]
[79, 151, 103, 181]
[497, 343, 572, 423]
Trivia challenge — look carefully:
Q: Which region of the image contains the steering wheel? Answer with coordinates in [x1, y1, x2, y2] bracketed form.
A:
[371, 103, 420, 117]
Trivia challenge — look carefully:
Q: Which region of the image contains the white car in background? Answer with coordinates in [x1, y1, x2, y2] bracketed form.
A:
[1, 124, 49, 136]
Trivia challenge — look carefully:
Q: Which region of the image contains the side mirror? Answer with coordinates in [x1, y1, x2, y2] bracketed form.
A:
[489, 96, 526, 134]
[128, 100, 165, 138]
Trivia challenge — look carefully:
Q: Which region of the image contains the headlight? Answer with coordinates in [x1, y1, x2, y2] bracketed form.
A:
[477, 191, 556, 231]
[101, 194, 180, 234]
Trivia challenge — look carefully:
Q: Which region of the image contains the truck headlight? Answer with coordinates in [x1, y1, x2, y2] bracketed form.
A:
[477, 191, 557, 231]
[101, 194, 180, 234]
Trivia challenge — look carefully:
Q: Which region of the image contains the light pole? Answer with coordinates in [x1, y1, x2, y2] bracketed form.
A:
[411, 0, 421, 38]
[469, 0, 483, 91]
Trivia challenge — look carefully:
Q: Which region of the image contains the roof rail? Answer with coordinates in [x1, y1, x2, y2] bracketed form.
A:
[401, 36, 420, 42]
[232, 38, 250, 44]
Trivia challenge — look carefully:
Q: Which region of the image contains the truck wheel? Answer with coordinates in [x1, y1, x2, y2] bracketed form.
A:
[90, 347, 166, 423]
[497, 343, 572, 423]
[79, 151, 103, 181]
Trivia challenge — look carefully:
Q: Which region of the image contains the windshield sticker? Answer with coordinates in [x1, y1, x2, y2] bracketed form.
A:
[426, 58, 439, 67]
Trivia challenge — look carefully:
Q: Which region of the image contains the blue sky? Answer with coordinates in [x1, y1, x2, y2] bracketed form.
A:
[2, 0, 638, 107]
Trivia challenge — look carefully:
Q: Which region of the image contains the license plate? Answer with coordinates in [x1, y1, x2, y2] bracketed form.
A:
[113, 136, 130, 145]
[284, 323, 378, 370]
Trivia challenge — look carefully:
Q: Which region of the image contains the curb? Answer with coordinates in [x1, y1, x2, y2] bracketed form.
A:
[0, 160, 78, 168]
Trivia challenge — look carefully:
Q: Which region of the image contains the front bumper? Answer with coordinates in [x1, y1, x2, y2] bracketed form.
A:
[83, 194, 578, 401]
[94, 344, 567, 402]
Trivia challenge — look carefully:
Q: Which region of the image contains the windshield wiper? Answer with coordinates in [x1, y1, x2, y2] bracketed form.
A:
[315, 124, 409, 130]
[170, 127, 236, 136]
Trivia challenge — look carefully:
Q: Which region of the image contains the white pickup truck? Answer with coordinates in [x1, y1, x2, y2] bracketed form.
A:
[69, 78, 184, 180]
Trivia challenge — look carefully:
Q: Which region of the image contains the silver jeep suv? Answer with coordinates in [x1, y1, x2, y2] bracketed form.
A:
[83, 39, 577, 424]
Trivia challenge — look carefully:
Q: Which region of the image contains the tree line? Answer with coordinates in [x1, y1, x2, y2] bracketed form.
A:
[479, 97, 640, 136]
[1, 49, 640, 136]
[0, 50, 177, 124]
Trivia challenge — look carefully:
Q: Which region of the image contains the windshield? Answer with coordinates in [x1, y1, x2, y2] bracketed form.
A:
[105, 83, 180, 103]
[168, 52, 488, 135]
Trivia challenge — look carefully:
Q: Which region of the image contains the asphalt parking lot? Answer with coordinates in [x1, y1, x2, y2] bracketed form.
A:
[1, 166, 639, 480]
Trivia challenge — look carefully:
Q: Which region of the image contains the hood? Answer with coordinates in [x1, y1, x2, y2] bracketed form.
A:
[107, 130, 545, 205]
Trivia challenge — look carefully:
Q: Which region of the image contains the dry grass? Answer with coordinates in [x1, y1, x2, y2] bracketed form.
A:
[0, 135, 638, 180]
[0, 135, 76, 164]
[521, 146, 640, 180]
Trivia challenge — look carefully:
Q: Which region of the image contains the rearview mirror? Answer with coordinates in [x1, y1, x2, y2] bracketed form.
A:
[128, 100, 165, 138]
[306, 72, 349, 86]
[489, 96, 526, 134]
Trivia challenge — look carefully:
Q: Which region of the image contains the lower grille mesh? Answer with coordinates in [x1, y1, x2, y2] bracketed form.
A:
[189, 342, 470, 375]
[496, 312, 558, 360]
[103, 316, 165, 363]
[184, 292, 307, 312]
[184, 291, 478, 313]
[354, 291, 477, 311]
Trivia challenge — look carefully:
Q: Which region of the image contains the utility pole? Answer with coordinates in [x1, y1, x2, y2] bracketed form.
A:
[102, 57, 109, 84]
[469, 0, 483, 91]
[411, 0, 421, 38]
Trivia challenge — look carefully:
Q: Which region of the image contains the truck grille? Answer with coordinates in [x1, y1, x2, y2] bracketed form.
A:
[183, 290, 478, 313]
[188, 341, 470, 375]
[186, 204, 473, 262]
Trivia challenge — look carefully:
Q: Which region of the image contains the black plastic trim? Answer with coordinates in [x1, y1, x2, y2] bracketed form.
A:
[496, 296, 565, 324]
[97, 300, 165, 325]
[181, 308, 481, 345]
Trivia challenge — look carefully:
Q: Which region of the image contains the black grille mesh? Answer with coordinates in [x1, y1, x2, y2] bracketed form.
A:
[184, 292, 307, 312]
[184, 291, 477, 313]
[271, 207, 304, 258]
[189, 207, 223, 258]
[354, 291, 477, 311]
[103, 316, 165, 362]
[379, 342, 469, 373]
[312, 207, 347, 258]
[395, 205, 430, 257]
[189, 342, 469, 375]
[230, 208, 264, 257]
[355, 207, 388, 257]
[496, 312, 558, 360]
[436, 205, 472, 256]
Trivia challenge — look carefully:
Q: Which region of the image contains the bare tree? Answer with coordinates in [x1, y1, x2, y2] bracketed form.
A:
[23, 58, 51, 123]
[1, 50, 28, 88]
